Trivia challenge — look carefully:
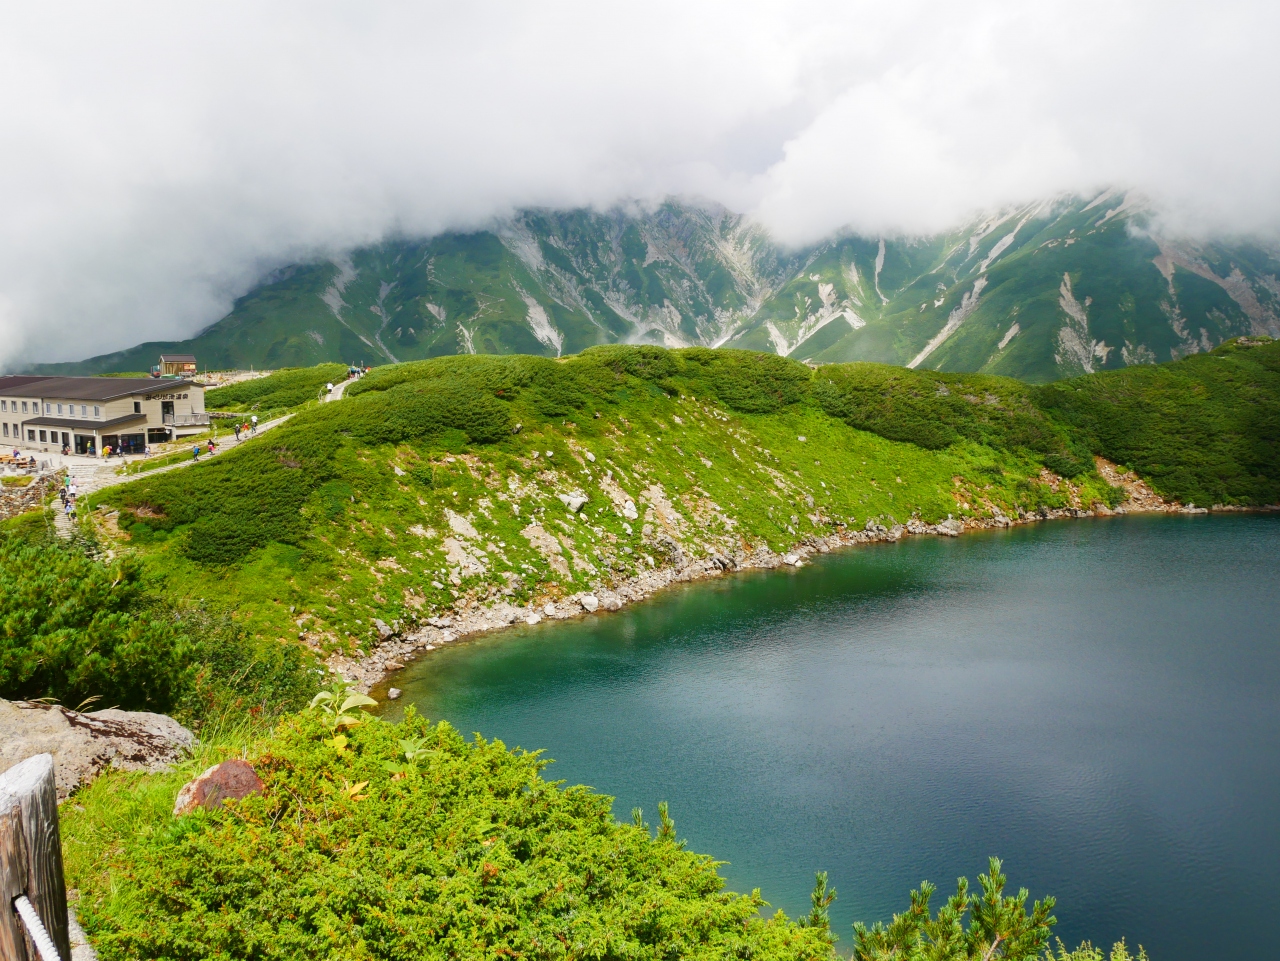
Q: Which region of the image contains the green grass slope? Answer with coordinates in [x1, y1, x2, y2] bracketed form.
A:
[86, 342, 1279, 655]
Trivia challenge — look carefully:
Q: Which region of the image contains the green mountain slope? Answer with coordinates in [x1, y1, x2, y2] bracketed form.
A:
[87, 340, 1279, 656]
[34, 195, 1280, 383]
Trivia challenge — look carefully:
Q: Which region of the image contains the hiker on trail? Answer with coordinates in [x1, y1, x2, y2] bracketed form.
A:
[144, 445, 151, 457]
[207, 438, 216, 455]
[251, 415, 258, 434]
[58, 489, 66, 507]
[69, 481, 77, 498]
[233, 423, 240, 441]
[193, 445, 200, 461]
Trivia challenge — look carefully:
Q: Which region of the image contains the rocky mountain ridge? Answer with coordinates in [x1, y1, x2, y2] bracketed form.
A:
[32, 194, 1280, 383]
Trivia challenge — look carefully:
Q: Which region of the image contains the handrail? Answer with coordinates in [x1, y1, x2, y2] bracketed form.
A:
[14, 895, 60, 961]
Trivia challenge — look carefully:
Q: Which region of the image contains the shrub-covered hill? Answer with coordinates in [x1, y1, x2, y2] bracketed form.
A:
[88, 341, 1280, 652]
[205, 363, 349, 421]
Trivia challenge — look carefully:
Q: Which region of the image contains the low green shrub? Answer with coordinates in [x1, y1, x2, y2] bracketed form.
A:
[0, 535, 193, 711]
[1034, 338, 1280, 505]
[0, 531, 314, 720]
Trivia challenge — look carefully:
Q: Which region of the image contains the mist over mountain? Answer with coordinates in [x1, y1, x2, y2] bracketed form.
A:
[35, 192, 1279, 383]
[1, 1, 1279, 370]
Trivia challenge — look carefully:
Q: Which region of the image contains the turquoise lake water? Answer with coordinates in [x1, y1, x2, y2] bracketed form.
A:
[380, 515, 1280, 960]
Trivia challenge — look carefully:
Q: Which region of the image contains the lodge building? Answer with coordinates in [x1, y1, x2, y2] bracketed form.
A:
[0, 375, 208, 455]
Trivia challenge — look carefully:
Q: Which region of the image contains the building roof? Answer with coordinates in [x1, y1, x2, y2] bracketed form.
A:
[0, 375, 55, 394]
[23, 413, 147, 432]
[0, 376, 199, 401]
[159, 354, 197, 363]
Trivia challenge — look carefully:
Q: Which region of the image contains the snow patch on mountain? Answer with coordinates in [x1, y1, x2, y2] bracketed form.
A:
[1054, 273, 1112, 374]
[516, 287, 562, 356]
[908, 276, 988, 369]
[874, 238, 888, 304]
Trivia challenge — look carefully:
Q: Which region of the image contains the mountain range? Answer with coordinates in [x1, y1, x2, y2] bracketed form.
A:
[30, 192, 1280, 382]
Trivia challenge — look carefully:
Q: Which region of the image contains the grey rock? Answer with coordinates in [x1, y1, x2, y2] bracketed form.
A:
[374, 618, 393, 639]
[0, 699, 194, 799]
[558, 492, 589, 512]
[936, 516, 964, 536]
[387, 688, 401, 700]
[580, 594, 600, 612]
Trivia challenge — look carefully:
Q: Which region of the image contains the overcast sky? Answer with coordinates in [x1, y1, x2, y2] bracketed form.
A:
[1, 0, 1277, 367]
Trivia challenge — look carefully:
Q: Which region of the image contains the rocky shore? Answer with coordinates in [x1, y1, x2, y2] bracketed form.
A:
[330, 456, 1253, 693]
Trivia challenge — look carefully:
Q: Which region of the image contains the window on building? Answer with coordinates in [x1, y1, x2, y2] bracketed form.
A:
[2, 424, 7, 437]
[80, 405, 86, 417]
[38, 430, 47, 442]
[26, 429, 33, 441]
[20, 401, 27, 413]
[44, 403, 50, 414]
[133, 401, 142, 414]
[93, 405, 100, 418]
[0, 400, 6, 412]
[56, 403, 63, 415]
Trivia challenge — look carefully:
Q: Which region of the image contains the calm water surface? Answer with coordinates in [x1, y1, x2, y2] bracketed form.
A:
[381, 515, 1280, 960]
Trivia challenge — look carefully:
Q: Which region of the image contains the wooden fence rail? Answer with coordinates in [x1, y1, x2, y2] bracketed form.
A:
[0, 755, 70, 961]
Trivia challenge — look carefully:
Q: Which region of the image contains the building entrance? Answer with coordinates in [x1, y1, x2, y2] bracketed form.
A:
[118, 432, 145, 454]
[74, 434, 95, 455]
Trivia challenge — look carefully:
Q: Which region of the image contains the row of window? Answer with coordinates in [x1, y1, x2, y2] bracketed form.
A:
[5, 424, 71, 444]
[45, 403, 102, 418]
[0, 399, 108, 418]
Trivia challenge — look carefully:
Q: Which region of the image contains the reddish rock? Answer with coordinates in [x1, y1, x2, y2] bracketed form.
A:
[173, 759, 263, 816]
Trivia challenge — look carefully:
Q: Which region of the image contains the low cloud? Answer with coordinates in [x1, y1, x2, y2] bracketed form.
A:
[0, 1, 1276, 366]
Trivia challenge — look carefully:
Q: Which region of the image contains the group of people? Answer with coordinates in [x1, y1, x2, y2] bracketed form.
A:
[58, 473, 79, 521]
[195, 415, 258, 460]
[232, 415, 258, 442]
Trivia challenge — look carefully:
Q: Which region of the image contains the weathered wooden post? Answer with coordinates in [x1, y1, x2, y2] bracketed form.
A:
[0, 754, 71, 961]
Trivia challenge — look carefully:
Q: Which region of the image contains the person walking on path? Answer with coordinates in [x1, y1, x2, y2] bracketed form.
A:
[250, 415, 258, 434]
[207, 438, 216, 455]
[192, 445, 201, 461]
[233, 423, 241, 441]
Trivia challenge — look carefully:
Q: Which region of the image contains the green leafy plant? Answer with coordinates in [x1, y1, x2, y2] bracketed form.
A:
[307, 681, 377, 736]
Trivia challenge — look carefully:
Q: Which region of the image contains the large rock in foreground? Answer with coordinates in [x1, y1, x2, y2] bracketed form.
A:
[0, 699, 194, 799]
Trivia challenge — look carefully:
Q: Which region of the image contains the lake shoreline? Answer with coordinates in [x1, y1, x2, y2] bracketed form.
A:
[331, 458, 1276, 693]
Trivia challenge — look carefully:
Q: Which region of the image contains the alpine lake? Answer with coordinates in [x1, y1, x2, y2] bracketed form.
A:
[378, 514, 1280, 960]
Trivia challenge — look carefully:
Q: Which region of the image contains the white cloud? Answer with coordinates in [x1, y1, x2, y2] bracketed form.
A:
[0, 0, 1276, 365]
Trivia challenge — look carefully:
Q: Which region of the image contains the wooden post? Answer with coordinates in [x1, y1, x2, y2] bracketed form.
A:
[0, 754, 71, 961]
